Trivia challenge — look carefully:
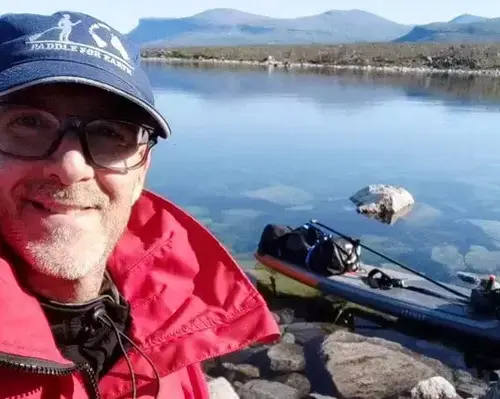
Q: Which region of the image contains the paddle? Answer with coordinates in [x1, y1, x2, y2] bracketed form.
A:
[309, 219, 470, 300]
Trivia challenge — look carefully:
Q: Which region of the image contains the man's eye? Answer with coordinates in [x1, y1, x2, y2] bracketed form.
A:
[11, 115, 44, 127]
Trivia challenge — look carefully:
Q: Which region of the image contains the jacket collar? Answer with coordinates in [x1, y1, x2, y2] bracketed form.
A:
[0, 190, 279, 380]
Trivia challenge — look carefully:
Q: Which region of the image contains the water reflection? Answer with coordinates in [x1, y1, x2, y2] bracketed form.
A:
[143, 63, 500, 284]
[143, 62, 500, 110]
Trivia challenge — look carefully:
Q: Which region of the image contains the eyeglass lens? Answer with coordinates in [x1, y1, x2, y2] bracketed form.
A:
[0, 104, 152, 170]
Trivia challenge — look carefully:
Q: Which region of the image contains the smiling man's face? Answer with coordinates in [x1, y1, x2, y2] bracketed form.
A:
[0, 83, 152, 281]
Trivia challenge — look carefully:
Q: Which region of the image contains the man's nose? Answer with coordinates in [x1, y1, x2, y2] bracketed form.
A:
[42, 132, 95, 185]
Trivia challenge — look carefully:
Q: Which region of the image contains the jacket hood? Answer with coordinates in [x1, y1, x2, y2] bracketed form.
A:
[0, 189, 280, 392]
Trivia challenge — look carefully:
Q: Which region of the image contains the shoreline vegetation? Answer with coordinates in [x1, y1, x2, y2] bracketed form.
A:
[141, 43, 500, 76]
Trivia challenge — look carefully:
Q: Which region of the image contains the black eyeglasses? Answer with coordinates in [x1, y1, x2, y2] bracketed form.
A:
[0, 104, 159, 172]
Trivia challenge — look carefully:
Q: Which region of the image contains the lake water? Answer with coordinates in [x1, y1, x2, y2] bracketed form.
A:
[143, 62, 500, 285]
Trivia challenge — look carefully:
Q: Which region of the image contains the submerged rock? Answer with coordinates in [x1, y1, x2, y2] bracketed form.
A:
[350, 184, 415, 224]
[431, 245, 466, 272]
[464, 245, 500, 273]
[466, 219, 500, 247]
[242, 184, 313, 207]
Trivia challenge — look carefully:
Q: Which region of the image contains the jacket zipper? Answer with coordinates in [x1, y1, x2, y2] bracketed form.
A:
[0, 352, 101, 399]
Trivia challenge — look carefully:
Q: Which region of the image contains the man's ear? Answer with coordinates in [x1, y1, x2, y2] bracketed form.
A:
[131, 154, 152, 205]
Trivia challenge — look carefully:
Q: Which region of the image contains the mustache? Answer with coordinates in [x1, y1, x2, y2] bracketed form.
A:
[20, 181, 109, 209]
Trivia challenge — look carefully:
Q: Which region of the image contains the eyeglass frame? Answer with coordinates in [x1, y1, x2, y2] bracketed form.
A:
[0, 102, 159, 173]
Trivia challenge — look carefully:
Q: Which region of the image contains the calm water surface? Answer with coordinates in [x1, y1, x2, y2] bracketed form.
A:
[143, 63, 500, 285]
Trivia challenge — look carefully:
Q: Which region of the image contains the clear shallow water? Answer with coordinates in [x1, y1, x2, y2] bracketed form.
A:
[143, 63, 500, 285]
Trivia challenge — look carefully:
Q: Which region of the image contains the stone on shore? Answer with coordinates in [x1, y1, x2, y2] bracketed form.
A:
[239, 380, 301, 399]
[409, 376, 459, 398]
[208, 377, 240, 399]
[350, 184, 415, 224]
[274, 372, 311, 396]
[454, 369, 489, 398]
[273, 308, 295, 325]
[267, 342, 305, 372]
[479, 379, 500, 399]
[281, 332, 296, 343]
[221, 362, 261, 382]
[203, 294, 490, 399]
[321, 330, 453, 399]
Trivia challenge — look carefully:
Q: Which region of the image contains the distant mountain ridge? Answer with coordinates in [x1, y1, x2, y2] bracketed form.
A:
[127, 8, 412, 47]
[396, 14, 500, 43]
[448, 14, 489, 24]
[126, 8, 500, 47]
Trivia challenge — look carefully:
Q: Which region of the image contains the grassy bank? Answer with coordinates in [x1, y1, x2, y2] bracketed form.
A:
[142, 43, 500, 75]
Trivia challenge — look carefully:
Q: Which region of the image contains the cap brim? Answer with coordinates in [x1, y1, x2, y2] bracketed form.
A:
[0, 60, 171, 138]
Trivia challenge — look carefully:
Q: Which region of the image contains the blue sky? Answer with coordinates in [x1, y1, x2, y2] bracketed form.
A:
[3, 0, 500, 33]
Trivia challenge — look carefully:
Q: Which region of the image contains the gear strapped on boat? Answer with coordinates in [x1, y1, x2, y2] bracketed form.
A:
[257, 222, 361, 276]
[257, 218, 500, 321]
[366, 268, 406, 290]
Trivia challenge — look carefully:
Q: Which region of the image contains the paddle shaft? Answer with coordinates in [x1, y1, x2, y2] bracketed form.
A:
[309, 219, 470, 300]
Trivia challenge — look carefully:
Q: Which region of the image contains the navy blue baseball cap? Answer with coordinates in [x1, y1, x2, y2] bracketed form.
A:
[0, 11, 171, 138]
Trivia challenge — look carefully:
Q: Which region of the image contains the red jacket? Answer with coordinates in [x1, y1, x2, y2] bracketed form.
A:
[0, 190, 280, 398]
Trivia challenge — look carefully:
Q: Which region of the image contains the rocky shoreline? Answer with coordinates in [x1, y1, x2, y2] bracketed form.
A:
[143, 56, 500, 77]
[141, 43, 500, 77]
[202, 277, 499, 399]
[204, 306, 496, 398]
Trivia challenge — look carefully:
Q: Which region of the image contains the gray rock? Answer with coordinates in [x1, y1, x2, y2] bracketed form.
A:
[218, 345, 271, 373]
[410, 376, 459, 399]
[454, 370, 489, 398]
[239, 380, 301, 399]
[274, 373, 311, 396]
[454, 370, 473, 385]
[281, 332, 295, 344]
[221, 362, 260, 382]
[321, 330, 453, 399]
[274, 308, 295, 325]
[208, 377, 240, 399]
[480, 380, 500, 399]
[350, 184, 415, 224]
[282, 322, 332, 345]
[267, 343, 305, 372]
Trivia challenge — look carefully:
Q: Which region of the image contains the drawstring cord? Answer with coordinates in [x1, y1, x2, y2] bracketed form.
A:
[93, 308, 162, 398]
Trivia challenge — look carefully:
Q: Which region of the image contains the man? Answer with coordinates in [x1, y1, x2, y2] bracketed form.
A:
[0, 10, 279, 399]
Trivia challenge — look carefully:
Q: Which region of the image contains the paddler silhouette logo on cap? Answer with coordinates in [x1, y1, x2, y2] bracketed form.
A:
[29, 14, 82, 42]
[27, 13, 133, 74]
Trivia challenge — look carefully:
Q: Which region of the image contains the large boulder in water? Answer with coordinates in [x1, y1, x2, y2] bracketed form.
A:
[350, 184, 415, 224]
